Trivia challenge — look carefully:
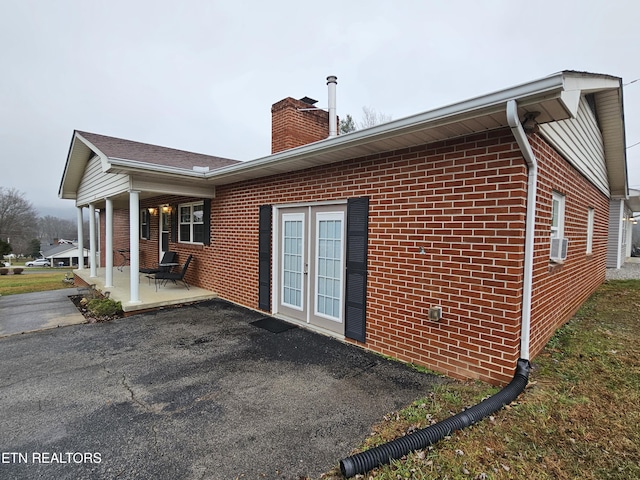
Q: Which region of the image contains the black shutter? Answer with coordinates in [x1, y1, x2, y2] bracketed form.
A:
[143, 210, 150, 240]
[345, 196, 369, 343]
[171, 204, 178, 243]
[258, 205, 272, 311]
[203, 199, 211, 246]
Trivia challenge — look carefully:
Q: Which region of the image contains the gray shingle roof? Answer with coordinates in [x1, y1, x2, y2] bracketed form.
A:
[77, 131, 240, 171]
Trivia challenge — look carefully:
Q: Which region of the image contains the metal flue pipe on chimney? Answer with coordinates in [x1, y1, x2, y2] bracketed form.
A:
[327, 75, 337, 137]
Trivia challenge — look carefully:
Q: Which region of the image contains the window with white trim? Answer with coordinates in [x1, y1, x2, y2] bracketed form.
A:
[551, 192, 565, 239]
[586, 208, 595, 254]
[178, 202, 205, 243]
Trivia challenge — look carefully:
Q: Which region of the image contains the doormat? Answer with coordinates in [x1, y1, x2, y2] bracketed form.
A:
[250, 317, 297, 334]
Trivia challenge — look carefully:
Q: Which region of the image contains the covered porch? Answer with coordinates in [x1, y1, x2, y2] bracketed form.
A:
[74, 266, 217, 314]
[59, 131, 240, 308]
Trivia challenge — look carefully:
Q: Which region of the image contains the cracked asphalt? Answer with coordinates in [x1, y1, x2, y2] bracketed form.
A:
[0, 299, 442, 479]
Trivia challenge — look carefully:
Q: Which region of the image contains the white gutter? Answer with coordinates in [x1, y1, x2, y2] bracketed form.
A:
[107, 157, 213, 178]
[201, 74, 569, 184]
[92, 73, 573, 187]
[506, 99, 537, 361]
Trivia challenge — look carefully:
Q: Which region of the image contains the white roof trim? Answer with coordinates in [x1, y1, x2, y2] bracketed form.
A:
[61, 71, 627, 198]
[75, 132, 112, 171]
[108, 157, 211, 178]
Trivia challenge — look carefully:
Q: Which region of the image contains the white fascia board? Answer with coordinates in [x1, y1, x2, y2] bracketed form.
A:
[59, 135, 97, 199]
[559, 75, 622, 118]
[58, 135, 79, 199]
[562, 74, 621, 94]
[75, 132, 112, 171]
[107, 157, 211, 178]
[130, 177, 216, 198]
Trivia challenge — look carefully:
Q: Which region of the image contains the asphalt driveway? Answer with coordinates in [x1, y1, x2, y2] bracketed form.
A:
[0, 299, 442, 479]
[0, 288, 85, 337]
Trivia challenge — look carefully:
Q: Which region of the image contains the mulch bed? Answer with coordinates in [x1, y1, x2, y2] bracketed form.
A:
[69, 294, 124, 324]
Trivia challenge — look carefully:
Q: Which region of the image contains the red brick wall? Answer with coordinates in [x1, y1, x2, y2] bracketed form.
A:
[526, 134, 608, 358]
[211, 128, 531, 384]
[272, 97, 329, 154]
[97, 129, 608, 385]
[99, 209, 129, 266]
[99, 197, 214, 288]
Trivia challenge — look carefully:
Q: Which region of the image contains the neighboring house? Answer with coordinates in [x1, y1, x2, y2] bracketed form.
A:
[42, 244, 89, 267]
[59, 71, 634, 384]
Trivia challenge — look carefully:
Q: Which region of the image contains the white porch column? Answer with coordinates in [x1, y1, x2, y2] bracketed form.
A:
[105, 198, 114, 287]
[129, 191, 141, 304]
[89, 203, 97, 278]
[76, 207, 84, 269]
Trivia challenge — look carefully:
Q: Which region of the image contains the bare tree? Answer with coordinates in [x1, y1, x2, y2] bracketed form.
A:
[0, 187, 38, 253]
[358, 106, 392, 129]
[339, 107, 393, 134]
[38, 215, 78, 242]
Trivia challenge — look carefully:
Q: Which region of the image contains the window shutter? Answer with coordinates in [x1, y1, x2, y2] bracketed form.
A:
[345, 196, 369, 343]
[258, 205, 272, 311]
[142, 210, 150, 240]
[171, 204, 178, 243]
[203, 199, 211, 246]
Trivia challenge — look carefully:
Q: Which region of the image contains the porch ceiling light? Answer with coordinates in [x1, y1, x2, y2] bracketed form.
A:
[161, 205, 172, 214]
[148, 207, 157, 215]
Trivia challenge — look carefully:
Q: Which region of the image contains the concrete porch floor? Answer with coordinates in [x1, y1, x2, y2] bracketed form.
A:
[73, 267, 217, 313]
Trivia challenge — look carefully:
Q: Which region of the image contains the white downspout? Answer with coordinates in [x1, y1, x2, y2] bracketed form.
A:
[506, 99, 537, 361]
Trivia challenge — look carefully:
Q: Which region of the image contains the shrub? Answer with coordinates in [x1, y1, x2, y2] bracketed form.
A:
[87, 298, 123, 317]
[12, 268, 23, 274]
[0, 268, 8, 275]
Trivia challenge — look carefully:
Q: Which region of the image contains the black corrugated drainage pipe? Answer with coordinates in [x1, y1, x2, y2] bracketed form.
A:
[339, 358, 530, 478]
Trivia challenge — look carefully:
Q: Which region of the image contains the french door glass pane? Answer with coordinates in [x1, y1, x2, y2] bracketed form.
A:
[316, 219, 342, 319]
[283, 219, 303, 308]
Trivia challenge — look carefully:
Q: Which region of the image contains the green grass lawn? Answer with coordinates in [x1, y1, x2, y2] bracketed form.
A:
[324, 280, 640, 480]
[0, 271, 76, 295]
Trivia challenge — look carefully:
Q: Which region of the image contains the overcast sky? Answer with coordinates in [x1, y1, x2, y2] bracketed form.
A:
[2, 0, 639, 219]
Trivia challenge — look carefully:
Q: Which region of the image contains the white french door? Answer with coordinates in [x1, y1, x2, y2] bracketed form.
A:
[277, 205, 346, 334]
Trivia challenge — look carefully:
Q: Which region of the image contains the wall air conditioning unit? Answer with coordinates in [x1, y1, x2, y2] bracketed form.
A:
[550, 237, 569, 262]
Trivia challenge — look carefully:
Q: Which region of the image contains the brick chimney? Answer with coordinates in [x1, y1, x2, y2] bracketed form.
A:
[271, 96, 330, 154]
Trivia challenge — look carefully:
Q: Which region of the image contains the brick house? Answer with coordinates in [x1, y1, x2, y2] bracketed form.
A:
[59, 71, 633, 384]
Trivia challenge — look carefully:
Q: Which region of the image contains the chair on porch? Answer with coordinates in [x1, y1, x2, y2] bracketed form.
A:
[140, 251, 177, 283]
[116, 249, 130, 272]
[153, 254, 193, 291]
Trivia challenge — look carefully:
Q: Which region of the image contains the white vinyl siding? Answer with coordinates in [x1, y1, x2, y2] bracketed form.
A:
[76, 155, 129, 205]
[540, 96, 609, 196]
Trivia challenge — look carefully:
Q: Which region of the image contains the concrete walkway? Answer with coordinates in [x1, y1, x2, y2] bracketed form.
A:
[0, 288, 85, 337]
[606, 257, 640, 280]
